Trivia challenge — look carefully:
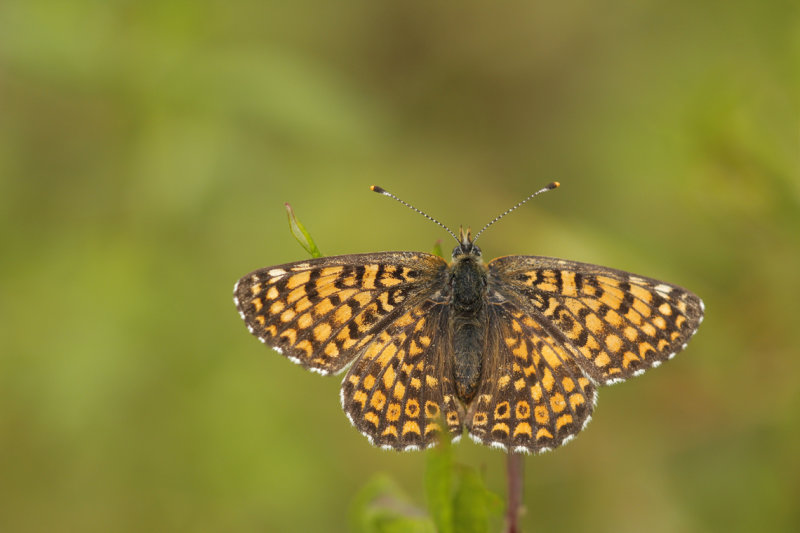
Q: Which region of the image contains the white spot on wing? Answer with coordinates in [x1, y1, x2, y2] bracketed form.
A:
[268, 268, 287, 277]
[309, 367, 329, 376]
[654, 284, 673, 296]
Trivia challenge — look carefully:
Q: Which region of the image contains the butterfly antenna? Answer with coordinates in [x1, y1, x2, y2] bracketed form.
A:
[371, 185, 460, 243]
[472, 181, 560, 243]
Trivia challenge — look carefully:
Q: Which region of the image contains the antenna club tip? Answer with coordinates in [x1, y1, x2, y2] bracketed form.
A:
[370, 185, 385, 194]
[549, 181, 560, 189]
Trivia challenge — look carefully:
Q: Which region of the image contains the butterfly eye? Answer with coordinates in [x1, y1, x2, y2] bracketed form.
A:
[452, 243, 482, 258]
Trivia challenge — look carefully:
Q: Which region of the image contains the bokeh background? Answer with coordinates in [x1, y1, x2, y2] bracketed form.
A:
[2, 2, 798, 532]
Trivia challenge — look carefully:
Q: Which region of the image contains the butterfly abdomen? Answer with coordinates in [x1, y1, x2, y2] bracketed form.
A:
[449, 255, 488, 402]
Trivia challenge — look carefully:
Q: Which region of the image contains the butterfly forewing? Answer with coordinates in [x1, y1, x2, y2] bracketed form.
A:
[234, 252, 447, 375]
[487, 256, 704, 386]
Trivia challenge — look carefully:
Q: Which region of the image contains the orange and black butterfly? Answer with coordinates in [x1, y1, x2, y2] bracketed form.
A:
[233, 183, 703, 453]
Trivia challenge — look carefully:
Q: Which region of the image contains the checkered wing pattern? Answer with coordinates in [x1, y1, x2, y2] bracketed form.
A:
[489, 255, 704, 385]
[468, 255, 704, 452]
[467, 302, 597, 453]
[340, 301, 464, 450]
[234, 252, 461, 449]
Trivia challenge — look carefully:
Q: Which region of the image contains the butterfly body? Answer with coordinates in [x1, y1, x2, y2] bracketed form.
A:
[448, 244, 488, 403]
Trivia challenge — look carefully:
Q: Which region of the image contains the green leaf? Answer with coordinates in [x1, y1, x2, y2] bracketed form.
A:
[452, 466, 504, 533]
[285, 202, 322, 258]
[424, 425, 454, 533]
[350, 475, 436, 533]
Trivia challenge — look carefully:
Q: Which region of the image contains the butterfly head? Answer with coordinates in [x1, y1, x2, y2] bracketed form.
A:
[452, 226, 482, 259]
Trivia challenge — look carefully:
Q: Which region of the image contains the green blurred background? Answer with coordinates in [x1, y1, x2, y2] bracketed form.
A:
[1, 1, 798, 531]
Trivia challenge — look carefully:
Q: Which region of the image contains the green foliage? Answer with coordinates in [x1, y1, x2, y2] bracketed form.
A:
[452, 465, 504, 533]
[350, 476, 436, 533]
[2, 1, 798, 531]
[424, 432, 503, 533]
[286, 202, 322, 258]
[350, 434, 503, 533]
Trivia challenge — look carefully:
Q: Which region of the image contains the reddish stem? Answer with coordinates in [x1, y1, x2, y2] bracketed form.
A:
[505, 451, 524, 533]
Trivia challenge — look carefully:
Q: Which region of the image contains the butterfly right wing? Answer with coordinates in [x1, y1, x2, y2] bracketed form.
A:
[466, 301, 597, 453]
[487, 255, 704, 386]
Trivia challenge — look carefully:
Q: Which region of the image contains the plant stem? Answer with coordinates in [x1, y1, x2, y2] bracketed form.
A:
[505, 451, 524, 533]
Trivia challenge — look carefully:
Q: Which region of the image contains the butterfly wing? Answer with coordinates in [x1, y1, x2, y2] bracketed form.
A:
[488, 255, 704, 386]
[234, 251, 447, 375]
[467, 300, 598, 453]
[340, 300, 464, 450]
[466, 255, 704, 453]
[234, 251, 463, 449]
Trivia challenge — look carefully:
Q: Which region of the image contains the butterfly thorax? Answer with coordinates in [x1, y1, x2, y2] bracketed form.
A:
[449, 241, 488, 403]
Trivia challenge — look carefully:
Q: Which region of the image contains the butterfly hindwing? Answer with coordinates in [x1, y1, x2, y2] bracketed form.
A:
[466, 302, 597, 453]
[340, 301, 464, 450]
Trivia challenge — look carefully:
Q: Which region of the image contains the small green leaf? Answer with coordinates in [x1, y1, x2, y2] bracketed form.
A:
[285, 202, 322, 258]
[350, 475, 436, 533]
[431, 239, 444, 258]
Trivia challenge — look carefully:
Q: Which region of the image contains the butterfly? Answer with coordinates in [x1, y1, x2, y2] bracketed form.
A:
[233, 183, 704, 453]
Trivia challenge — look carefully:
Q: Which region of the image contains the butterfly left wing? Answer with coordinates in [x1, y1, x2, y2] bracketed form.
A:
[233, 252, 447, 375]
[234, 251, 465, 450]
[340, 300, 464, 450]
